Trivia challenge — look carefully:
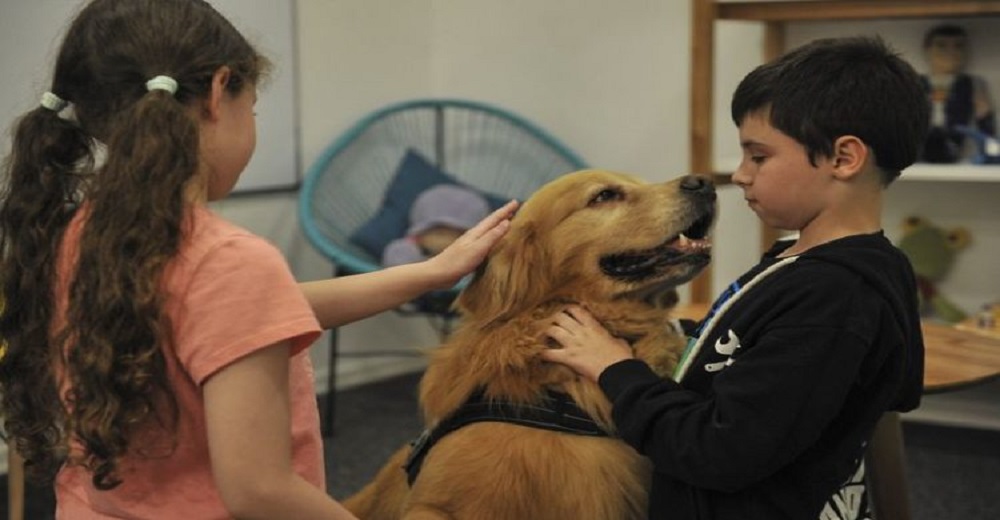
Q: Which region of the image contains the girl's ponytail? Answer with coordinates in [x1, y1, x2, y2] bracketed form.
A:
[0, 97, 93, 481]
[67, 83, 196, 489]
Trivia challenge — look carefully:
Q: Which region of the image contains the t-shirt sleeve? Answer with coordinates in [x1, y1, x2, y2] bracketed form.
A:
[172, 235, 321, 385]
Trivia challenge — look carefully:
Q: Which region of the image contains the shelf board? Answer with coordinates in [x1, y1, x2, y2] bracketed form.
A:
[717, 1, 1000, 22]
[707, 160, 1000, 184]
[900, 163, 1000, 182]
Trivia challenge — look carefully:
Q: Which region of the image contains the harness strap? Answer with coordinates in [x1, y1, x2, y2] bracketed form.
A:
[403, 390, 608, 486]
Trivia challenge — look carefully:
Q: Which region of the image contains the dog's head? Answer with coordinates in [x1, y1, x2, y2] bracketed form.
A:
[457, 170, 715, 324]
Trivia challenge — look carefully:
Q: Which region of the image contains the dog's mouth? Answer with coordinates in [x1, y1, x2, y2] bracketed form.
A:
[599, 209, 713, 282]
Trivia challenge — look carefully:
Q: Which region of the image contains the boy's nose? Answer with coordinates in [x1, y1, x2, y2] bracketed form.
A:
[730, 165, 750, 187]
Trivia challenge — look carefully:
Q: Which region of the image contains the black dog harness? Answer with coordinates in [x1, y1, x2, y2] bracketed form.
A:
[403, 389, 609, 486]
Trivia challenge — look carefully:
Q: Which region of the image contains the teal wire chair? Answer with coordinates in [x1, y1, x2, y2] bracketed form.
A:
[298, 99, 587, 433]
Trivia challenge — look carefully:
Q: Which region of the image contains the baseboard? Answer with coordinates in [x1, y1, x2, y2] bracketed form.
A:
[316, 356, 428, 392]
[903, 380, 1000, 431]
[902, 394, 1000, 431]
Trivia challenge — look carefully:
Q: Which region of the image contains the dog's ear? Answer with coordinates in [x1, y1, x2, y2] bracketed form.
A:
[456, 221, 549, 326]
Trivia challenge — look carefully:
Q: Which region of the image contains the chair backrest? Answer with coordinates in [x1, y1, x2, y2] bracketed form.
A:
[299, 99, 588, 275]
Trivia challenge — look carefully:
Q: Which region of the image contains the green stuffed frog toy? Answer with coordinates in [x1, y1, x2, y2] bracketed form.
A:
[897, 216, 971, 323]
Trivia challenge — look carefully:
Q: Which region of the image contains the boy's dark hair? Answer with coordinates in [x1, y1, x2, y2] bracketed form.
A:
[731, 36, 929, 185]
[923, 24, 967, 48]
[0, 0, 268, 490]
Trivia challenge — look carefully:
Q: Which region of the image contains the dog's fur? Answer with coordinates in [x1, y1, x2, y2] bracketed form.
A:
[344, 170, 715, 520]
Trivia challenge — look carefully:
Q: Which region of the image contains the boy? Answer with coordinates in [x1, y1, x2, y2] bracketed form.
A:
[542, 37, 927, 520]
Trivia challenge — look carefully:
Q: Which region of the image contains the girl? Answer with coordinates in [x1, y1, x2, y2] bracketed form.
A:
[0, 1, 515, 518]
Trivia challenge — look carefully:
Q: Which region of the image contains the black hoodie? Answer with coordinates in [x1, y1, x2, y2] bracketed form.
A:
[599, 232, 924, 520]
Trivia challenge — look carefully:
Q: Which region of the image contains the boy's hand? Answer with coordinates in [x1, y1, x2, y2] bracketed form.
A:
[541, 305, 633, 382]
[425, 200, 518, 288]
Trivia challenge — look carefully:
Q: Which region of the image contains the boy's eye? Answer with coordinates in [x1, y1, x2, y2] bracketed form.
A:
[750, 155, 766, 164]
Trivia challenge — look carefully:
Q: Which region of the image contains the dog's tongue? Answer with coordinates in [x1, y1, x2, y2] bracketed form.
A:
[668, 234, 711, 254]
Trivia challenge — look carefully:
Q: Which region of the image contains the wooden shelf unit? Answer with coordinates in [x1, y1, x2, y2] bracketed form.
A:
[714, 1, 1000, 22]
[689, 4, 1000, 519]
[689, 0, 1000, 304]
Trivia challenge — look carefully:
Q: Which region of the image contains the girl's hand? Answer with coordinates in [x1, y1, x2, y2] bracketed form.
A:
[540, 305, 633, 382]
[426, 200, 518, 288]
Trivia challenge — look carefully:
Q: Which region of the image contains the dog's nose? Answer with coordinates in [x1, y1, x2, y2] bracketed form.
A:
[680, 175, 716, 200]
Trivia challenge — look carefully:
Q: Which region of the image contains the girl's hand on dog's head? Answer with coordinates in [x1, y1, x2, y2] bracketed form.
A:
[426, 200, 518, 289]
[541, 305, 633, 382]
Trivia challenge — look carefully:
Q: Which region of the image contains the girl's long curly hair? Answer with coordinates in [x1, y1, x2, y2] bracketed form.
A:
[0, 0, 268, 490]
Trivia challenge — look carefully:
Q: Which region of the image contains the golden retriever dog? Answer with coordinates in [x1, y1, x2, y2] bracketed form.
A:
[345, 169, 715, 520]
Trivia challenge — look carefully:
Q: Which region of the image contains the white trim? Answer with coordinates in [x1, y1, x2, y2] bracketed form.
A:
[903, 379, 1000, 431]
[674, 256, 799, 381]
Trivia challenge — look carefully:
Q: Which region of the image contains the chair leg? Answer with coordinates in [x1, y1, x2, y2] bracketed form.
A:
[321, 264, 344, 438]
[866, 412, 912, 520]
[8, 446, 24, 520]
[322, 325, 339, 437]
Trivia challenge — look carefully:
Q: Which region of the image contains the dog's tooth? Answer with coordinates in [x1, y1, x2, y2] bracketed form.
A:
[677, 234, 691, 248]
[690, 238, 711, 251]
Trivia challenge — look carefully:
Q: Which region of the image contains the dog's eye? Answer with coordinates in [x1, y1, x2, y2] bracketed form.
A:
[589, 188, 623, 205]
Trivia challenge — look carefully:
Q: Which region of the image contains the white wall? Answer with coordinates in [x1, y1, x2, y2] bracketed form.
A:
[1, 2, 998, 477]
[225, 4, 1000, 394]
[0, 0, 299, 192]
[242, 0, 716, 393]
[217, 0, 443, 391]
[272, 5, 1000, 430]
[0, 0, 752, 398]
[427, 0, 690, 176]
[5, 0, 997, 414]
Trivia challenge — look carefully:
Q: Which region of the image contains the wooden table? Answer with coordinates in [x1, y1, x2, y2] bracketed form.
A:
[676, 303, 1000, 392]
[874, 321, 1000, 520]
[922, 320, 1000, 392]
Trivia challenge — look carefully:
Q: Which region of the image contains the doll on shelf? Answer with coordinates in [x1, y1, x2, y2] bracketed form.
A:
[919, 24, 997, 163]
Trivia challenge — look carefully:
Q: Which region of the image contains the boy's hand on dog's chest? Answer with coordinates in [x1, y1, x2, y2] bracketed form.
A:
[541, 306, 635, 382]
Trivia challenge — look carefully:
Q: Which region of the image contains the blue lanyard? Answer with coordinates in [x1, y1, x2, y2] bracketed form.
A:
[693, 280, 741, 338]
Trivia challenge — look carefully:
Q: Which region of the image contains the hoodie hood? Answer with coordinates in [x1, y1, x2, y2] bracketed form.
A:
[768, 232, 925, 411]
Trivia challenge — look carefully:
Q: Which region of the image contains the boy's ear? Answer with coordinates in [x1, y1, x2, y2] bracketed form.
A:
[830, 135, 869, 179]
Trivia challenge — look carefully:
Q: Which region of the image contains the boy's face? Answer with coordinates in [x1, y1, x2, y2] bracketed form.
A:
[731, 111, 835, 232]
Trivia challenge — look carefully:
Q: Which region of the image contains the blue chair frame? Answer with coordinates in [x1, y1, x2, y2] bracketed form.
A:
[298, 98, 587, 433]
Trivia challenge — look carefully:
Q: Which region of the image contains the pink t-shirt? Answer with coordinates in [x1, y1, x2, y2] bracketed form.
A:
[54, 206, 323, 519]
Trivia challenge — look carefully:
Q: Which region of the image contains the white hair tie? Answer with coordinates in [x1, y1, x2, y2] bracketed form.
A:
[40, 91, 69, 112]
[145, 75, 179, 95]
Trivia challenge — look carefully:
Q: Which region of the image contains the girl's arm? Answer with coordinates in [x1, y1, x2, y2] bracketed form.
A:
[301, 200, 517, 329]
[203, 342, 357, 519]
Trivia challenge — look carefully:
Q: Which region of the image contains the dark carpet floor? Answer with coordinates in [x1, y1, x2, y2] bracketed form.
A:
[4, 370, 999, 519]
